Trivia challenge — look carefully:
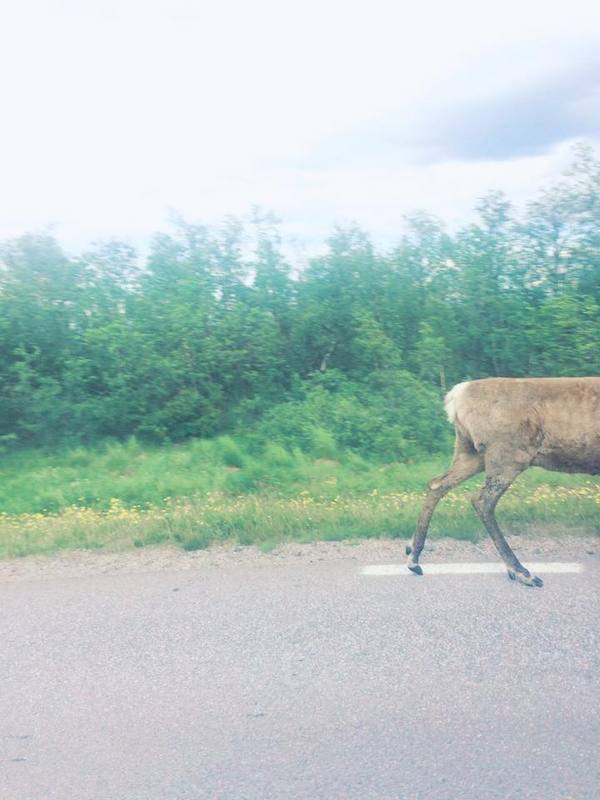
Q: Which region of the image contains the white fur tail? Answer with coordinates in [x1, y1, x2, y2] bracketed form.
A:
[444, 381, 469, 424]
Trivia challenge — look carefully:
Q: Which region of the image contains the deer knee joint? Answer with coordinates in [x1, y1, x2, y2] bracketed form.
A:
[428, 475, 446, 492]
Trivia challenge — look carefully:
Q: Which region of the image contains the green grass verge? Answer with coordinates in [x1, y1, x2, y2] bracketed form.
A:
[1, 437, 599, 558]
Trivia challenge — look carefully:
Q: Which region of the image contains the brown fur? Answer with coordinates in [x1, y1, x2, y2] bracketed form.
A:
[407, 377, 600, 586]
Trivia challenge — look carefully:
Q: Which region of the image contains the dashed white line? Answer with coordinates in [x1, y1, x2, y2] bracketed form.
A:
[361, 562, 584, 576]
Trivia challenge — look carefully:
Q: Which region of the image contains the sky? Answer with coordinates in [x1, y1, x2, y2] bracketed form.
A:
[0, 0, 599, 257]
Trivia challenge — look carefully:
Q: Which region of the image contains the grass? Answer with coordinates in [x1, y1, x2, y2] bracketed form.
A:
[0, 437, 599, 559]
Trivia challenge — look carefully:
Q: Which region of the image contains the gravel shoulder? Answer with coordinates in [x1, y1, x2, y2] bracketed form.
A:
[0, 531, 597, 583]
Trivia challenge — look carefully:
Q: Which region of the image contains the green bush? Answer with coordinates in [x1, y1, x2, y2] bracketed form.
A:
[254, 370, 449, 461]
[262, 442, 295, 467]
[215, 435, 246, 468]
[308, 427, 338, 459]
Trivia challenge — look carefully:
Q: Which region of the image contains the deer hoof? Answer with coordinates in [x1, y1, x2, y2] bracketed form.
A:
[507, 569, 543, 588]
[405, 544, 412, 556]
[407, 561, 423, 576]
[528, 575, 544, 587]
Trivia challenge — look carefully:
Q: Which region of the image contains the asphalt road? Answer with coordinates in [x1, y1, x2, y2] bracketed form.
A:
[1, 548, 599, 800]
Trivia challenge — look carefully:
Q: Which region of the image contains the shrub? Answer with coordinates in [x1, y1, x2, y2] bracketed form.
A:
[254, 370, 450, 461]
[215, 435, 246, 468]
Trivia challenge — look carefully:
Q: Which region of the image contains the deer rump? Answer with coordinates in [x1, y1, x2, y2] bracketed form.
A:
[408, 377, 600, 587]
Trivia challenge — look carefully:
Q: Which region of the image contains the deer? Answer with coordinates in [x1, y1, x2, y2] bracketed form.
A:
[406, 377, 600, 587]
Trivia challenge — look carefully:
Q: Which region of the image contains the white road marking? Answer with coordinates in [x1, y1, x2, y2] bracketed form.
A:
[361, 562, 584, 576]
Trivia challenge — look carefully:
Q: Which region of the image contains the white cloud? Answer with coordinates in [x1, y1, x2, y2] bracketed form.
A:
[0, 0, 599, 252]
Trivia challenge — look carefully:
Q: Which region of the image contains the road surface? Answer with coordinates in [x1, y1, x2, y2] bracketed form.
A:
[1, 538, 599, 799]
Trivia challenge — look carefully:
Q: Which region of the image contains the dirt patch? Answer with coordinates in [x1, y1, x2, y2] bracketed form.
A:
[0, 532, 597, 584]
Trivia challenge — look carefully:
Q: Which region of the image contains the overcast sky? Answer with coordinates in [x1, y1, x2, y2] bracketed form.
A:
[1, 0, 599, 256]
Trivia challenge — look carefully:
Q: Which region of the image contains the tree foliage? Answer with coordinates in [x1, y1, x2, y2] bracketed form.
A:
[1, 146, 599, 458]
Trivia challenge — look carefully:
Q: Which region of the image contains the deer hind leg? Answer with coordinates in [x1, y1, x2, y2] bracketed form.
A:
[407, 447, 483, 575]
[471, 465, 543, 588]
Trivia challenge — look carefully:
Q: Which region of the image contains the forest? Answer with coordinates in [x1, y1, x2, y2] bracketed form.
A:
[1, 145, 599, 463]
